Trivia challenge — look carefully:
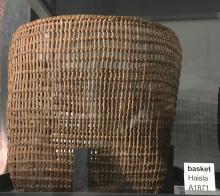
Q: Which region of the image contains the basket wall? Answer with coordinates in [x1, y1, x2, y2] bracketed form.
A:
[7, 15, 182, 192]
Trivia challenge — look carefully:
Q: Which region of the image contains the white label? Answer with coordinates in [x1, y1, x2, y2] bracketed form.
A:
[184, 163, 216, 192]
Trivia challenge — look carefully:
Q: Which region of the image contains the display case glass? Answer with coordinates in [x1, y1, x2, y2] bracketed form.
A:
[0, 0, 220, 195]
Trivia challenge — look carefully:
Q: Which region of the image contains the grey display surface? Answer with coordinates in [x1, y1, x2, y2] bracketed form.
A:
[0, 193, 206, 196]
[174, 186, 220, 195]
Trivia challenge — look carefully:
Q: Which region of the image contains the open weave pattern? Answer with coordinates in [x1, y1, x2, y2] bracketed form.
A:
[7, 15, 182, 192]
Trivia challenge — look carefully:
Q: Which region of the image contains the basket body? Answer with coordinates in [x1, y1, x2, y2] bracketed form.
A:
[7, 15, 182, 192]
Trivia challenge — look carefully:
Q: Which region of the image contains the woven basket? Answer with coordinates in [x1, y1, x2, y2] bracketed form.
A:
[7, 15, 182, 192]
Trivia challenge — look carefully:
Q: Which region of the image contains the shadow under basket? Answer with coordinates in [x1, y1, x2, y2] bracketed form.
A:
[7, 15, 182, 192]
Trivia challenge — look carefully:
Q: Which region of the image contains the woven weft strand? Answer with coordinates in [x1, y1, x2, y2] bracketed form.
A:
[7, 15, 182, 192]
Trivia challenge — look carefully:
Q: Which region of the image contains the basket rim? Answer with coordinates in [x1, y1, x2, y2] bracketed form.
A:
[14, 14, 179, 37]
